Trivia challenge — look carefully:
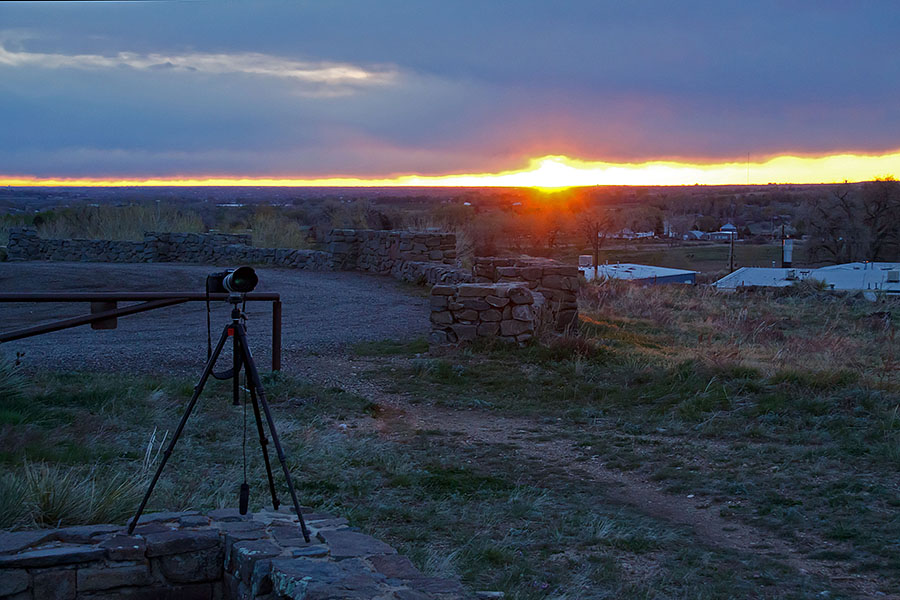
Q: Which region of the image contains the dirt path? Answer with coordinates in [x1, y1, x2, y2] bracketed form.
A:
[296, 354, 898, 600]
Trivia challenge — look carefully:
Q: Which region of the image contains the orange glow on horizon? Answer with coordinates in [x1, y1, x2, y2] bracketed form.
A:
[2, 151, 900, 188]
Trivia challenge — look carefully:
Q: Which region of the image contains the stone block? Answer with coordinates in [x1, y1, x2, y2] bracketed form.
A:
[476, 322, 500, 336]
[429, 295, 448, 310]
[453, 309, 478, 322]
[0, 569, 29, 596]
[521, 266, 543, 280]
[485, 295, 509, 308]
[157, 547, 223, 583]
[496, 266, 519, 277]
[457, 284, 491, 297]
[100, 535, 147, 561]
[508, 287, 533, 305]
[450, 324, 477, 342]
[0, 530, 55, 555]
[33, 567, 75, 600]
[512, 305, 533, 321]
[0, 545, 104, 568]
[144, 530, 219, 557]
[460, 298, 490, 311]
[431, 285, 455, 296]
[430, 311, 453, 325]
[78, 564, 153, 592]
[55, 524, 122, 544]
[428, 250, 444, 260]
[317, 530, 396, 559]
[480, 309, 502, 322]
[500, 319, 531, 336]
[369, 554, 422, 579]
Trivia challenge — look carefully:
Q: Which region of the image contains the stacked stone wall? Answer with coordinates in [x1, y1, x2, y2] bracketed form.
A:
[0, 508, 465, 599]
[472, 257, 580, 330]
[430, 282, 546, 345]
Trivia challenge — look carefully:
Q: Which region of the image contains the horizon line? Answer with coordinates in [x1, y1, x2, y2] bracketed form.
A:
[2, 151, 899, 189]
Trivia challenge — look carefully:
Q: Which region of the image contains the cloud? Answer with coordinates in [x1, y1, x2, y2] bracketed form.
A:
[0, 36, 399, 96]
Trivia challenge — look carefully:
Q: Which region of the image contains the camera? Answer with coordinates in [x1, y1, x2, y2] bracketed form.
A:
[206, 266, 259, 294]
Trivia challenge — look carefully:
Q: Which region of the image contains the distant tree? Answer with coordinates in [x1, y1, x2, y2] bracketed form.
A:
[805, 177, 900, 263]
[580, 209, 615, 270]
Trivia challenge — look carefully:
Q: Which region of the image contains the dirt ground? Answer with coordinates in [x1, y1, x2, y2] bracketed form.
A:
[0, 262, 428, 374]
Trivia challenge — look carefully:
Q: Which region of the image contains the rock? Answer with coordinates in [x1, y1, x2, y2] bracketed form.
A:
[450, 324, 478, 343]
[136, 510, 199, 525]
[430, 311, 453, 325]
[156, 547, 223, 583]
[500, 320, 531, 336]
[144, 529, 219, 557]
[55, 524, 122, 544]
[431, 285, 455, 296]
[291, 545, 330, 558]
[457, 284, 491, 297]
[99, 535, 147, 561]
[33, 568, 76, 600]
[485, 295, 509, 307]
[0, 569, 29, 595]
[0, 530, 56, 555]
[317, 530, 397, 559]
[229, 540, 283, 584]
[512, 305, 533, 321]
[508, 287, 533, 304]
[479, 309, 502, 322]
[429, 295, 448, 310]
[460, 298, 490, 310]
[77, 564, 153, 592]
[454, 309, 479, 322]
[0, 545, 104, 568]
[477, 323, 500, 336]
[178, 515, 210, 528]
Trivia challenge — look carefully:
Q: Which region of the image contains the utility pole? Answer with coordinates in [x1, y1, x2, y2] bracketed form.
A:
[729, 231, 735, 273]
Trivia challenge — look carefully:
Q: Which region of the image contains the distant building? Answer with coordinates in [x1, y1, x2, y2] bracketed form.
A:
[581, 263, 697, 285]
[714, 262, 900, 294]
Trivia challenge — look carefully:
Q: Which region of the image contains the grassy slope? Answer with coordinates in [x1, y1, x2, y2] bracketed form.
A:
[1, 283, 897, 598]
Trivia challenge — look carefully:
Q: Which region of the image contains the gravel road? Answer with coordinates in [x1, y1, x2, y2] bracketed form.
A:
[0, 262, 428, 375]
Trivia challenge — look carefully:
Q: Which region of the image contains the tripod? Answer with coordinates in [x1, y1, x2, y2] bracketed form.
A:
[128, 295, 310, 541]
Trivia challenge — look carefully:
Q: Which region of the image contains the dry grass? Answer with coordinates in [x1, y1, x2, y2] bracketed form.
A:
[36, 204, 204, 241]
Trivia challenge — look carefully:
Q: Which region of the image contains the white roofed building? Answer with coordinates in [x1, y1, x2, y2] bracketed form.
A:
[714, 262, 900, 294]
[581, 263, 697, 285]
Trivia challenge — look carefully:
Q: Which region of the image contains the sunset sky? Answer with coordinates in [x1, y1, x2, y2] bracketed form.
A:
[1, 1, 899, 186]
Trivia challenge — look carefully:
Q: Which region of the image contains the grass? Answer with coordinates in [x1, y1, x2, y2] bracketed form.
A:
[355, 283, 900, 596]
[2, 282, 897, 597]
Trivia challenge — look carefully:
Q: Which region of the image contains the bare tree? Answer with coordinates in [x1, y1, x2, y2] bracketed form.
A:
[580, 209, 614, 271]
[805, 178, 900, 263]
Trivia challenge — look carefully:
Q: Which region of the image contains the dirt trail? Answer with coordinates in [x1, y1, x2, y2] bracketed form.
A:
[294, 354, 898, 600]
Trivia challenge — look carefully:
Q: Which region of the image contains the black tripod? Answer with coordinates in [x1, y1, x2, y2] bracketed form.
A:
[128, 295, 310, 541]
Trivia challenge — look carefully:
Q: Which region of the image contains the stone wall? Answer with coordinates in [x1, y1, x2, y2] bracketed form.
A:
[472, 257, 580, 330]
[5, 228, 462, 284]
[430, 282, 545, 345]
[0, 508, 465, 600]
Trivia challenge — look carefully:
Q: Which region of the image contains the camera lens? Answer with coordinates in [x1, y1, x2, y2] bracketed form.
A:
[223, 266, 258, 293]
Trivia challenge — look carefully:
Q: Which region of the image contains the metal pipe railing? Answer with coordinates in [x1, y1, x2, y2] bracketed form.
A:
[0, 292, 282, 371]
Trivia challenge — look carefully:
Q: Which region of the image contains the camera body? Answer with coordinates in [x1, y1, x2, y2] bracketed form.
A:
[206, 266, 259, 294]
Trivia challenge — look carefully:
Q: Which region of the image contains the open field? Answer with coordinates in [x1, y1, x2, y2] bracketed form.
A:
[1, 265, 898, 599]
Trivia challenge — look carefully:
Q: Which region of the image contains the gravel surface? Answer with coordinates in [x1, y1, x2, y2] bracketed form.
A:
[0, 262, 428, 375]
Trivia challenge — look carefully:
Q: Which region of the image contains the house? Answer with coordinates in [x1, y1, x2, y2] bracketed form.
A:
[713, 262, 900, 294]
[581, 263, 697, 285]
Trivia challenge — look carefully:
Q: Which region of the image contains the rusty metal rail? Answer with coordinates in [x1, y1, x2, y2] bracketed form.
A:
[0, 292, 283, 371]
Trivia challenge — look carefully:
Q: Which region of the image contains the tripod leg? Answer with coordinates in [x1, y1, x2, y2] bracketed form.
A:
[235, 325, 311, 542]
[249, 386, 281, 510]
[128, 324, 232, 535]
[232, 327, 241, 406]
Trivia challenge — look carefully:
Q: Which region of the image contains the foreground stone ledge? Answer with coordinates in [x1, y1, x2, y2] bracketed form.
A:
[0, 508, 468, 599]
